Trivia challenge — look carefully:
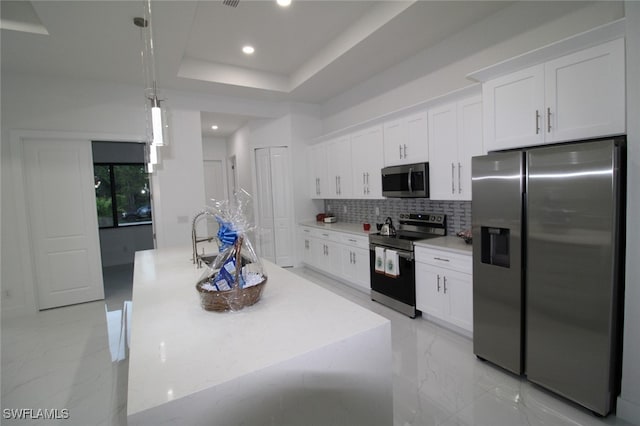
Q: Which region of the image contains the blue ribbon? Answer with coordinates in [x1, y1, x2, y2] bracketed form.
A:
[216, 216, 238, 251]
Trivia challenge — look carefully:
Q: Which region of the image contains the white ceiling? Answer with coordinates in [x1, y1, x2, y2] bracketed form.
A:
[1, 0, 512, 137]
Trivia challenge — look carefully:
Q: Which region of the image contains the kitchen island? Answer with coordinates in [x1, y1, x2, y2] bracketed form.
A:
[127, 246, 392, 425]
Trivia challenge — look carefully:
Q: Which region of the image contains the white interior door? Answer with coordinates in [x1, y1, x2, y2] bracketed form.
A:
[23, 138, 104, 310]
[203, 159, 227, 237]
[268, 147, 293, 266]
[254, 147, 293, 267]
[255, 148, 275, 262]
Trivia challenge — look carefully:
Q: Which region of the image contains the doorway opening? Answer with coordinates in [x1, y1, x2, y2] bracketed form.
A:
[92, 141, 154, 312]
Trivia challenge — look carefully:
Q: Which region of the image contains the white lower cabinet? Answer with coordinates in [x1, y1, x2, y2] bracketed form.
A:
[341, 246, 370, 292]
[415, 246, 473, 334]
[299, 226, 370, 293]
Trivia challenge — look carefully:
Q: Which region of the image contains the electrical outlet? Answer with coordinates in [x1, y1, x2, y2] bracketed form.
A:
[375, 207, 380, 216]
[343, 205, 347, 213]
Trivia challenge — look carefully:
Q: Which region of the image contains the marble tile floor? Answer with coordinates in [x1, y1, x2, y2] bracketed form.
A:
[0, 264, 635, 426]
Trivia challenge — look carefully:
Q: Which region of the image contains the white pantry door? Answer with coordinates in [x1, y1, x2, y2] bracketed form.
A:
[23, 138, 104, 309]
[254, 147, 293, 267]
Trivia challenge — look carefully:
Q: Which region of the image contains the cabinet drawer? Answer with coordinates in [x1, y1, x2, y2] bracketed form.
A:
[300, 226, 317, 238]
[415, 246, 471, 274]
[340, 234, 369, 249]
[315, 230, 338, 241]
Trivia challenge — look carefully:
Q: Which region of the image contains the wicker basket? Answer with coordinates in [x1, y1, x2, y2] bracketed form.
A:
[195, 236, 267, 312]
[196, 277, 267, 312]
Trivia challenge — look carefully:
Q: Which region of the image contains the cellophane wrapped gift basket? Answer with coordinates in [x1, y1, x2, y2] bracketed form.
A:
[195, 190, 267, 312]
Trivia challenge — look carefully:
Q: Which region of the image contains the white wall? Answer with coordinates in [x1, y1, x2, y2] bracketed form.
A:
[151, 109, 205, 248]
[202, 136, 228, 161]
[619, 2, 640, 422]
[321, 1, 625, 132]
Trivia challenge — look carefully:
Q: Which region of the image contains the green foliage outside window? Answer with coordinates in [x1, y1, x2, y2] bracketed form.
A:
[94, 164, 151, 228]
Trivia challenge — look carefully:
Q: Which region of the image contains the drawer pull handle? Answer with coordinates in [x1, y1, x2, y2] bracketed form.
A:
[434, 257, 450, 262]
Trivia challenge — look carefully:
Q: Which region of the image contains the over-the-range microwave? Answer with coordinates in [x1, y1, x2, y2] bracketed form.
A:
[381, 162, 429, 198]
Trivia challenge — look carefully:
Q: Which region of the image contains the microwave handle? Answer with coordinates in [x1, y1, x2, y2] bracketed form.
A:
[408, 167, 413, 193]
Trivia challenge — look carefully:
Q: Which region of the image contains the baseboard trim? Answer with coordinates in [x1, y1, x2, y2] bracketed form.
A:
[617, 396, 640, 424]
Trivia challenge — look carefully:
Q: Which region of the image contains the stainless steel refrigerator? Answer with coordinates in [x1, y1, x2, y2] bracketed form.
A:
[472, 137, 625, 416]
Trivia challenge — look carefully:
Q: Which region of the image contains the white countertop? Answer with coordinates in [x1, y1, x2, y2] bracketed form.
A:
[300, 221, 473, 255]
[127, 245, 389, 417]
[299, 220, 373, 237]
[414, 236, 473, 255]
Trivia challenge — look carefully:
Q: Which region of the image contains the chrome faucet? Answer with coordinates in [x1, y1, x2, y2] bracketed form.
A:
[192, 210, 216, 268]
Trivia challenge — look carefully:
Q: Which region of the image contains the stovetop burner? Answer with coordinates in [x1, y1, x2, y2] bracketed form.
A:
[369, 212, 446, 251]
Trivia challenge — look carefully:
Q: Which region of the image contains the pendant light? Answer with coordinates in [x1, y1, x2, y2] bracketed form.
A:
[135, 0, 167, 173]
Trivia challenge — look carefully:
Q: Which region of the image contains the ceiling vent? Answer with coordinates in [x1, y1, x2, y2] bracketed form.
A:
[223, 0, 239, 7]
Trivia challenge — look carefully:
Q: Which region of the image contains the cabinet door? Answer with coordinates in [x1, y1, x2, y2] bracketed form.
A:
[341, 246, 360, 287]
[301, 236, 315, 266]
[405, 111, 429, 164]
[457, 96, 483, 200]
[383, 119, 404, 166]
[443, 270, 473, 332]
[428, 102, 458, 200]
[483, 64, 545, 151]
[309, 144, 328, 198]
[415, 262, 444, 318]
[326, 137, 352, 198]
[316, 240, 340, 272]
[545, 38, 625, 143]
[351, 126, 384, 199]
[300, 227, 315, 266]
[352, 247, 371, 291]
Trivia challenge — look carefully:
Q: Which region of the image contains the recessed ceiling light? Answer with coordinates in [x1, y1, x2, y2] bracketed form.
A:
[211, 125, 219, 130]
[242, 45, 255, 55]
[277, 0, 291, 7]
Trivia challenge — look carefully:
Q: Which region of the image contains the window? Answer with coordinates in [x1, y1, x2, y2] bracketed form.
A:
[94, 163, 151, 228]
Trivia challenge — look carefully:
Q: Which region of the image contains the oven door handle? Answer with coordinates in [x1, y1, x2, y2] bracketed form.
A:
[369, 245, 414, 261]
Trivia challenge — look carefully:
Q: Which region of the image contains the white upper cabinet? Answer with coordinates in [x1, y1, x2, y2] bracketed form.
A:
[383, 111, 429, 166]
[483, 38, 625, 152]
[308, 143, 328, 198]
[351, 125, 384, 199]
[428, 95, 483, 201]
[483, 65, 545, 151]
[326, 136, 352, 198]
[544, 38, 625, 143]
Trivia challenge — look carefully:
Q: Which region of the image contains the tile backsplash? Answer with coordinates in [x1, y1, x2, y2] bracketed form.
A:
[324, 199, 471, 236]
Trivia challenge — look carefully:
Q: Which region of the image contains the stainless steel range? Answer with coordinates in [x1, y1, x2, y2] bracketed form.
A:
[369, 213, 446, 318]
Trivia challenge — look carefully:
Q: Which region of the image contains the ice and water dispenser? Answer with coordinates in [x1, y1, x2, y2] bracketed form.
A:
[480, 227, 510, 268]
